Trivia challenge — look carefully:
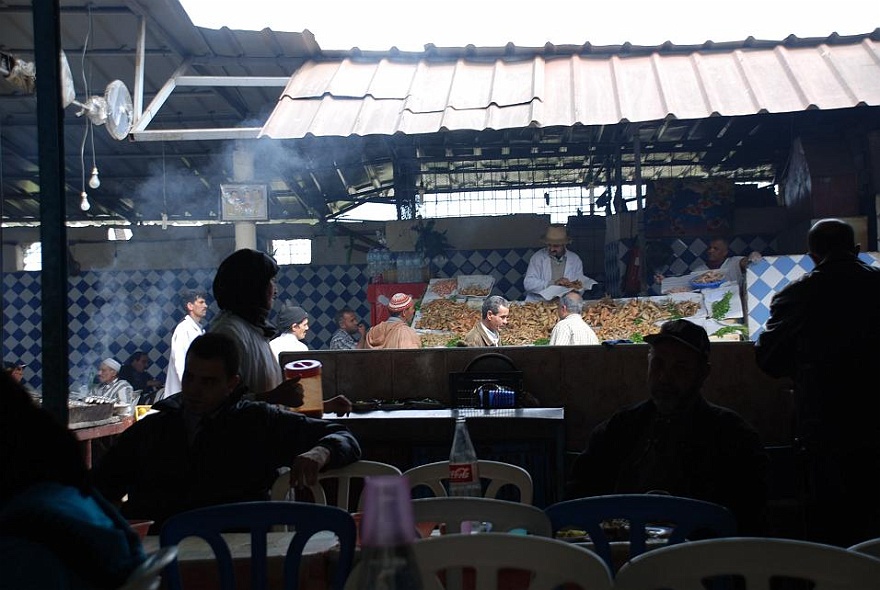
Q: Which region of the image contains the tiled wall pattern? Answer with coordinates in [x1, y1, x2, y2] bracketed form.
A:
[747, 252, 880, 340]
[2, 248, 535, 391]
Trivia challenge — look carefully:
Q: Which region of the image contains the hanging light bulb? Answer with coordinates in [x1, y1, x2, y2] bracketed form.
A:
[161, 212, 168, 231]
[88, 166, 100, 189]
[79, 191, 91, 211]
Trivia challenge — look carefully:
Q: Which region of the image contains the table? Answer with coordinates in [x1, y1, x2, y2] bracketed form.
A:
[143, 531, 341, 590]
[72, 415, 134, 468]
[331, 408, 566, 507]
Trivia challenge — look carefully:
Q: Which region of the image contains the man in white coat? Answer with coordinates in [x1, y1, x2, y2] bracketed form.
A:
[158, 289, 207, 400]
[523, 225, 596, 302]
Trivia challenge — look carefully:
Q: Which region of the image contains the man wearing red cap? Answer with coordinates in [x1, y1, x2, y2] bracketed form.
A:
[365, 293, 421, 349]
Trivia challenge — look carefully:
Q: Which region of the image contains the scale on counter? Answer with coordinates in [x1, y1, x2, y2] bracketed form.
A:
[448, 371, 523, 409]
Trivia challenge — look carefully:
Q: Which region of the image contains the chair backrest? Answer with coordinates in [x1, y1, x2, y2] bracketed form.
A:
[411, 497, 552, 536]
[403, 459, 533, 504]
[849, 537, 880, 559]
[159, 501, 356, 590]
[544, 494, 737, 573]
[117, 546, 179, 590]
[270, 460, 402, 511]
[614, 536, 880, 590]
[409, 533, 613, 590]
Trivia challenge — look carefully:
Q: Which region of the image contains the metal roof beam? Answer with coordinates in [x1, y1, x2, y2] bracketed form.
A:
[132, 128, 262, 141]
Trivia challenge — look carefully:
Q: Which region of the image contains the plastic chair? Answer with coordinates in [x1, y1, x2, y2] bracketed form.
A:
[377, 533, 613, 590]
[613, 536, 880, 590]
[544, 494, 737, 573]
[270, 460, 402, 511]
[403, 459, 533, 504]
[159, 501, 356, 590]
[849, 536, 880, 559]
[117, 546, 179, 590]
[411, 496, 552, 536]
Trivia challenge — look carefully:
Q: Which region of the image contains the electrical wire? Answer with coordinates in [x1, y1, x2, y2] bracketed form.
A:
[78, 4, 93, 205]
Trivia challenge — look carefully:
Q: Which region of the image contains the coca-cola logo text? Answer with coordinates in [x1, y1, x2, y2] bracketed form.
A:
[449, 463, 476, 483]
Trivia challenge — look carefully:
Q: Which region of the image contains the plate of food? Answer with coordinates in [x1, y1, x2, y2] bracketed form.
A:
[457, 274, 494, 297]
[405, 398, 445, 410]
[689, 270, 725, 290]
[555, 528, 589, 543]
[378, 400, 406, 411]
[351, 400, 379, 413]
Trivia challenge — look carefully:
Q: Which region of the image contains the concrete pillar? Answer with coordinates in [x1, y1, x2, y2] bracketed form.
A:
[232, 142, 257, 250]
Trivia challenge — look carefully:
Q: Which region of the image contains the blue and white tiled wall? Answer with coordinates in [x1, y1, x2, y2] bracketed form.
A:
[747, 252, 880, 340]
[2, 248, 535, 392]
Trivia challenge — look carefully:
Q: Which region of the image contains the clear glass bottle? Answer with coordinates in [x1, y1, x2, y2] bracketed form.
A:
[448, 417, 481, 497]
[355, 475, 424, 590]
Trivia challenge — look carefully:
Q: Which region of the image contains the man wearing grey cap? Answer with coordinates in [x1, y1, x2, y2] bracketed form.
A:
[89, 358, 134, 405]
[566, 319, 768, 535]
[270, 304, 310, 359]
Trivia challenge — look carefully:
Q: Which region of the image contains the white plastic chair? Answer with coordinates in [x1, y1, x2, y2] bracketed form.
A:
[411, 496, 552, 536]
[849, 536, 880, 559]
[270, 460, 402, 511]
[117, 546, 178, 590]
[416, 533, 612, 590]
[614, 536, 880, 590]
[403, 459, 533, 504]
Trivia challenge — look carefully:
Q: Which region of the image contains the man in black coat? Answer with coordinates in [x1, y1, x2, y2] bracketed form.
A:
[91, 332, 362, 532]
[567, 319, 768, 535]
[755, 218, 880, 546]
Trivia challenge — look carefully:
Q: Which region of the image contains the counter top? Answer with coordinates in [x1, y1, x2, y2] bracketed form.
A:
[333, 408, 564, 420]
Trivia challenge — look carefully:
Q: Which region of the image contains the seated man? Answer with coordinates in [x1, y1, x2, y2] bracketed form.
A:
[566, 319, 768, 534]
[91, 332, 362, 531]
[90, 358, 135, 405]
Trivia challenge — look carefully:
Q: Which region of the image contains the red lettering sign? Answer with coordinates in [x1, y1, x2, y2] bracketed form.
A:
[449, 463, 476, 484]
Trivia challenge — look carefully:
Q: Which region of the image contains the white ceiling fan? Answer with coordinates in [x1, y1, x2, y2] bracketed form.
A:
[0, 49, 133, 140]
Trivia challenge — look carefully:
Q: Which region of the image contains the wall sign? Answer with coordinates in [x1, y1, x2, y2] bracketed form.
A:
[219, 184, 269, 221]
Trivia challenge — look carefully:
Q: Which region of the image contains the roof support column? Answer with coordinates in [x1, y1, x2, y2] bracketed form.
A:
[232, 142, 257, 250]
[34, 0, 69, 424]
[393, 154, 419, 220]
[633, 130, 647, 294]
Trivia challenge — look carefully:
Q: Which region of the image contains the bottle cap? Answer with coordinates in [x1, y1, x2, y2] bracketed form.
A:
[283, 359, 322, 379]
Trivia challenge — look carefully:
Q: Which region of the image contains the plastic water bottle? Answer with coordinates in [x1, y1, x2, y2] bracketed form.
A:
[354, 476, 424, 590]
[449, 417, 481, 497]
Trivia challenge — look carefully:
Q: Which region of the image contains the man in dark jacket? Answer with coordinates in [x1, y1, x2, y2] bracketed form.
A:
[755, 218, 880, 546]
[91, 332, 362, 531]
[567, 319, 768, 535]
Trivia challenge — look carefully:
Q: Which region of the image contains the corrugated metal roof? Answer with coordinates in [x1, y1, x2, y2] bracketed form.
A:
[261, 31, 880, 139]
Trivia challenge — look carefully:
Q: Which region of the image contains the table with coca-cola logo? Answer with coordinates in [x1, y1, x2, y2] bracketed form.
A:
[329, 408, 565, 507]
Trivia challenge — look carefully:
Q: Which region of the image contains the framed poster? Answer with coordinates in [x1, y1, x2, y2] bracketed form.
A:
[219, 184, 269, 221]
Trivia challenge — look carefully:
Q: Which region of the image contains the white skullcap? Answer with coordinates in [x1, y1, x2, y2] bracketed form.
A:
[101, 358, 121, 372]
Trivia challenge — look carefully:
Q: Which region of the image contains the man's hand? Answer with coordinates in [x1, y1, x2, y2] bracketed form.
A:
[323, 395, 352, 416]
[289, 446, 331, 488]
[262, 377, 304, 407]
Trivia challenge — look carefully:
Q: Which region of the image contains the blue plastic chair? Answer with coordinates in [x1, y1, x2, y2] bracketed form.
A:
[159, 501, 357, 590]
[544, 494, 737, 573]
